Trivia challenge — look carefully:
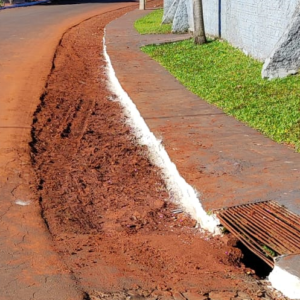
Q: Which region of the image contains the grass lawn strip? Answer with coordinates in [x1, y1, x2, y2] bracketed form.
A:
[136, 11, 300, 151]
[134, 8, 171, 34]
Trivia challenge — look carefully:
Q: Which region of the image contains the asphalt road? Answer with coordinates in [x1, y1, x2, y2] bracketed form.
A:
[0, 2, 135, 299]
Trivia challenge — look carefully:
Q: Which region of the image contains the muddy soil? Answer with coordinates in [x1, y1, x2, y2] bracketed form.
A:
[30, 3, 285, 300]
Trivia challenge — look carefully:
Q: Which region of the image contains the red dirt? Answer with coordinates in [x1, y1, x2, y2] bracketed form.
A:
[30, 3, 282, 300]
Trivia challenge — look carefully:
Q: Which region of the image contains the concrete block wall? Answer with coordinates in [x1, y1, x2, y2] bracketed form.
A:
[164, 0, 300, 78]
[202, 1, 219, 37]
[218, 0, 298, 61]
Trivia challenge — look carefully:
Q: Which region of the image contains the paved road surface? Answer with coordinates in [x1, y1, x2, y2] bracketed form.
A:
[0, 2, 135, 299]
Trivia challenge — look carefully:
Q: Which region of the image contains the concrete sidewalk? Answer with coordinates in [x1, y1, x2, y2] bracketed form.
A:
[105, 9, 300, 299]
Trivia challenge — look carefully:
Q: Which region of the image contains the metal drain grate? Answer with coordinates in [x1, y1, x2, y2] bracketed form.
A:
[217, 201, 300, 267]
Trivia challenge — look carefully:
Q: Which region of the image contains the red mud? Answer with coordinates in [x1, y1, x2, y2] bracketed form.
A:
[30, 4, 284, 300]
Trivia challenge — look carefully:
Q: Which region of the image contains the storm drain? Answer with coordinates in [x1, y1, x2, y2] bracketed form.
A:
[217, 201, 300, 267]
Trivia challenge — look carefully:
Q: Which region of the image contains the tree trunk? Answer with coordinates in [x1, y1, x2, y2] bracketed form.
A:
[193, 0, 206, 44]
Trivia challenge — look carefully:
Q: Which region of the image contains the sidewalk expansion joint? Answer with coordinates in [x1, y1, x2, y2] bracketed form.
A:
[145, 112, 226, 120]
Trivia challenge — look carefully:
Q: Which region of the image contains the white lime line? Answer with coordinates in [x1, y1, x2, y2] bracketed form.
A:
[269, 264, 300, 299]
[103, 30, 220, 235]
[15, 199, 31, 206]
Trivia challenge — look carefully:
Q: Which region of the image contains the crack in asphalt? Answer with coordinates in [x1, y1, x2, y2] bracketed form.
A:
[0, 203, 13, 220]
[3, 278, 18, 291]
[4, 158, 16, 170]
[14, 232, 27, 247]
[0, 262, 26, 271]
[10, 184, 21, 198]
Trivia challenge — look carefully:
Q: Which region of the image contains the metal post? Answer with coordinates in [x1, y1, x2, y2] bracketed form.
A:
[139, 0, 145, 10]
[218, 0, 221, 37]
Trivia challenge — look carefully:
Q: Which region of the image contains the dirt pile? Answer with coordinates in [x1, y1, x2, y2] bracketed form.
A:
[30, 3, 285, 300]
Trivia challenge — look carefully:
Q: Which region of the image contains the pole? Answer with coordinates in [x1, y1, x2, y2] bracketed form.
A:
[218, 0, 221, 37]
[139, 0, 145, 10]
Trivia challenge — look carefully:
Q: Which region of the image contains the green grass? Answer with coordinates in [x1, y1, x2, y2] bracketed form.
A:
[262, 245, 277, 258]
[142, 39, 300, 151]
[134, 9, 172, 34]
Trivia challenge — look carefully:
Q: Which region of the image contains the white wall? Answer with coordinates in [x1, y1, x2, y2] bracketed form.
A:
[216, 0, 299, 60]
[169, 0, 299, 61]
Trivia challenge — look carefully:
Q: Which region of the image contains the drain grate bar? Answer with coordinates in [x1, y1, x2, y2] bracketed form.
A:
[232, 207, 289, 251]
[268, 201, 300, 227]
[239, 206, 300, 252]
[221, 210, 290, 253]
[217, 201, 300, 268]
[244, 205, 300, 250]
[217, 214, 274, 266]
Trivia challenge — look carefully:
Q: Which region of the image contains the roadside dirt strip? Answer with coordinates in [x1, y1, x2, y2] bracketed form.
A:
[30, 4, 286, 300]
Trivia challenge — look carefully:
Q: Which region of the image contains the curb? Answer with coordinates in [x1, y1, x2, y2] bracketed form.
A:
[104, 9, 300, 300]
[0, 0, 49, 10]
[103, 30, 221, 236]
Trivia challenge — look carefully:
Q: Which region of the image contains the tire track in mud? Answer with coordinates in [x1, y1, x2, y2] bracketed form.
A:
[29, 3, 279, 300]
